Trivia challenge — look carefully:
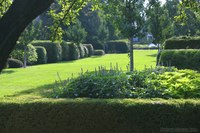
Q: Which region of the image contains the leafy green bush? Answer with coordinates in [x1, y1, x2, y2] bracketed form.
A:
[31, 40, 62, 63]
[83, 44, 94, 56]
[94, 50, 105, 56]
[158, 49, 200, 71]
[165, 36, 200, 49]
[10, 44, 38, 65]
[107, 40, 129, 53]
[68, 43, 80, 60]
[54, 67, 200, 99]
[60, 41, 71, 61]
[35, 46, 47, 64]
[7, 58, 23, 68]
[1, 99, 200, 133]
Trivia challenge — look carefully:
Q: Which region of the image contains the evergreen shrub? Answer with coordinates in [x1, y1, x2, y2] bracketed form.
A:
[32, 40, 62, 63]
[35, 46, 47, 64]
[60, 41, 71, 61]
[78, 45, 86, 58]
[158, 49, 200, 71]
[7, 58, 23, 68]
[107, 40, 129, 53]
[0, 99, 200, 133]
[68, 43, 80, 60]
[83, 44, 94, 56]
[165, 36, 200, 49]
[83, 46, 89, 57]
[94, 50, 105, 56]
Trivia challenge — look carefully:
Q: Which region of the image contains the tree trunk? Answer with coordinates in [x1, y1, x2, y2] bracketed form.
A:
[129, 37, 134, 72]
[0, 0, 54, 72]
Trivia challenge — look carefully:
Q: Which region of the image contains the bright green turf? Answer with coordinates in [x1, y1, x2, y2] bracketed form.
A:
[0, 50, 157, 99]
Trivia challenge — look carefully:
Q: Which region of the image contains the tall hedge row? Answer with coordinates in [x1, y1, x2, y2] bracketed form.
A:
[68, 43, 80, 60]
[32, 40, 62, 63]
[158, 49, 200, 70]
[60, 41, 71, 61]
[35, 46, 47, 64]
[165, 36, 200, 49]
[83, 44, 94, 56]
[0, 99, 199, 133]
[107, 40, 129, 53]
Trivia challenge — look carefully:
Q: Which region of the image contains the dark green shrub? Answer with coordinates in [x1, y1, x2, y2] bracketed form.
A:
[60, 41, 71, 61]
[31, 40, 62, 63]
[83, 44, 94, 56]
[165, 36, 200, 49]
[158, 49, 200, 71]
[68, 43, 80, 60]
[107, 40, 129, 53]
[0, 99, 200, 133]
[35, 46, 47, 64]
[83, 46, 89, 57]
[7, 58, 23, 68]
[78, 45, 85, 58]
[94, 50, 105, 56]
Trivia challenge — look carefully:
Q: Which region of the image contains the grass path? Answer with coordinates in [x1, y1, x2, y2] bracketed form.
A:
[0, 50, 157, 99]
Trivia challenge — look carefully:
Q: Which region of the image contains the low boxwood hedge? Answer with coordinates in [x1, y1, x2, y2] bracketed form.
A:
[158, 49, 200, 71]
[0, 99, 199, 133]
[94, 50, 105, 56]
[7, 58, 23, 68]
[165, 36, 200, 49]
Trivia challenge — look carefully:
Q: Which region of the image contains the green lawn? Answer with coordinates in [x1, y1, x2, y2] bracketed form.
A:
[0, 50, 157, 100]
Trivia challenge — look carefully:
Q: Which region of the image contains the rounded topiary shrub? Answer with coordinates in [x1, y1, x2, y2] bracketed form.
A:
[31, 40, 62, 63]
[78, 45, 85, 58]
[7, 58, 23, 68]
[68, 43, 80, 60]
[83, 44, 94, 56]
[94, 50, 105, 56]
[61, 41, 71, 61]
[83, 46, 89, 57]
[35, 46, 47, 64]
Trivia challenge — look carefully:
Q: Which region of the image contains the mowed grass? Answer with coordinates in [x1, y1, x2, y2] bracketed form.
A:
[0, 50, 157, 99]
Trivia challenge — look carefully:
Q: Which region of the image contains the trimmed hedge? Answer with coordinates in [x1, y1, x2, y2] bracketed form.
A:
[78, 45, 86, 58]
[165, 36, 200, 49]
[61, 41, 71, 61]
[158, 49, 200, 70]
[0, 99, 200, 133]
[83, 46, 89, 57]
[68, 43, 80, 60]
[83, 44, 94, 56]
[35, 46, 47, 64]
[107, 40, 129, 53]
[32, 40, 62, 63]
[94, 50, 105, 56]
[7, 58, 23, 68]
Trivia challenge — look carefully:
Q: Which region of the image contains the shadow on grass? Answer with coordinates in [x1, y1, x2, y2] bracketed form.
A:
[147, 54, 157, 57]
[0, 70, 15, 75]
[9, 83, 56, 98]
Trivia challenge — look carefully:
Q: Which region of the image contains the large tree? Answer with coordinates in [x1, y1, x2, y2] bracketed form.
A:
[0, 0, 89, 72]
[0, 0, 54, 71]
[102, 0, 145, 71]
